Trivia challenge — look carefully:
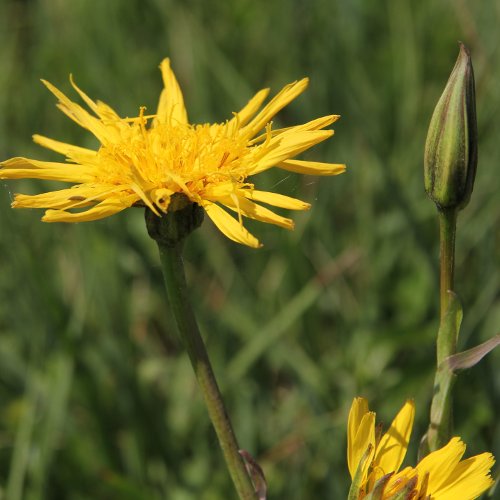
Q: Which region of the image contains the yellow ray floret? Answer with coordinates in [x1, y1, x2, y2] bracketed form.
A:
[1, 58, 345, 247]
[347, 397, 495, 499]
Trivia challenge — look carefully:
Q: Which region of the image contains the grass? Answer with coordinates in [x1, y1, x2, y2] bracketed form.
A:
[0, 1, 499, 498]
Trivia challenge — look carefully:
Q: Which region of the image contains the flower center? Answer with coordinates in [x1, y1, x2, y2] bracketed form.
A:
[95, 118, 253, 203]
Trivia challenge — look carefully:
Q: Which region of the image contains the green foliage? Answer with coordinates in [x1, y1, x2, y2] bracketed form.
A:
[0, 1, 499, 498]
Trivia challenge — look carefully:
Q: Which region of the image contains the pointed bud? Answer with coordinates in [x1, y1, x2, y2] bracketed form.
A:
[424, 42, 477, 210]
[347, 444, 374, 500]
[384, 475, 418, 500]
[363, 473, 392, 500]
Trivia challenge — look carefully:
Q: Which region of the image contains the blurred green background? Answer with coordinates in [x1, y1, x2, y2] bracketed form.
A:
[0, 1, 499, 498]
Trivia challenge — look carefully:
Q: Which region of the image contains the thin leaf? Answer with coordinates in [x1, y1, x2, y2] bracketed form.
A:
[239, 449, 267, 500]
[363, 473, 393, 500]
[447, 334, 500, 372]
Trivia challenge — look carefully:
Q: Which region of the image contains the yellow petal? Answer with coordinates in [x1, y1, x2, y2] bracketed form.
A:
[202, 181, 236, 199]
[248, 130, 334, 175]
[203, 202, 261, 248]
[1, 157, 94, 183]
[13, 193, 89, 210]
[416, 437, 466, 493]
[432, 452, 495, 500]
[95, 100, 123, 121]
[347, 398, 374, 480]
[13, 184, 119, 210]
[155, 58, 188, 126]
[242, 78, 309, 136]
[351, 412, 376, 482]
[279, 159, 346, 176]
[41, 80, 110, 142]
[250, 115, 340, 144]
[228, 88, 270, 129]
[42, 194, 137, 222]
[348, 398, 369, 444]
[283, 114, 340, 133]
[347, 398, 370, 478]
[203, 184, 304, 214]
[220, 196, 294, 230]
[33, 135, 97, 162]
[70, 75, 126, 127]
[243, 190, 310, 210]
[69, 74, 101, 116]
[374, 400, 414, 475]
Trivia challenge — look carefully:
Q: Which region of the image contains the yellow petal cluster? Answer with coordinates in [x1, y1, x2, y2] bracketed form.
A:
[348, 397, 495, 499]
[0, 59, 345, 247]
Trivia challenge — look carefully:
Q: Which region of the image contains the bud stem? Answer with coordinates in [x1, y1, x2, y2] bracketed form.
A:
[438, 207, 457, 335]
[157, 241, 256, 499]
[425, 207, 458, 452]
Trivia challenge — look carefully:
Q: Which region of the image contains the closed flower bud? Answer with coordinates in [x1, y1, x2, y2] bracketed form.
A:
[424, 42, 477, 210]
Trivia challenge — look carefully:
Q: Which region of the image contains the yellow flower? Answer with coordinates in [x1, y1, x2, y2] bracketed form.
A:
[0, 59, 345, 248]
[347, 397, 495, 499]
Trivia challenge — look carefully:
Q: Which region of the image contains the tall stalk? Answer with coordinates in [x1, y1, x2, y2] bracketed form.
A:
[145, 201, 256, 499]
[157, 242, 256, 498]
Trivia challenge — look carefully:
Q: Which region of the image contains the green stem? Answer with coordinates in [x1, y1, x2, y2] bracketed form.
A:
[157, 242, 256, 500]
[426, 207, 458, 452]
[438, 208, 457, 337]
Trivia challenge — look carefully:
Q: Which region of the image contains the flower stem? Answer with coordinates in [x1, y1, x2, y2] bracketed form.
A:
[438, 207, 457, 336]
[157, 241, 256, 500]
[426, 207, 459, 452]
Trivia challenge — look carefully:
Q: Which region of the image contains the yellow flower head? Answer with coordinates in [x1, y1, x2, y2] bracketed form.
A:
[347, 397, 495, 499]
[0, 59, 345, 248]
